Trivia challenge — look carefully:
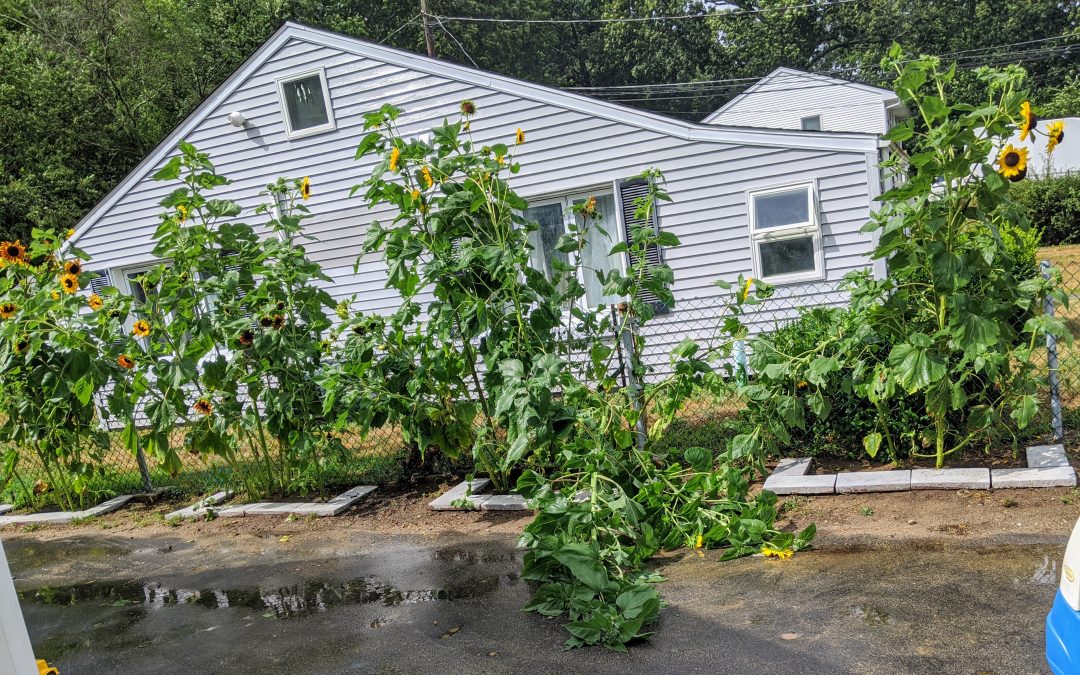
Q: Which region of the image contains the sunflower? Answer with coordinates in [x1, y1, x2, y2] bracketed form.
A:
[1, 241, 26, 263]
[1047, 120, 1065, 154]
[50, 291, 60, 301]
[515, 128, 525, 145]
[1019, 101, 1037, 142]
[14, 338, 28, 354]
[176, 204, 189, 223]
[761, 545, 794, 560]
[275, 300, 286, 311]
[193, 398, 213, 416]
[237, 329, 254, 347]
[389, 146, 401, 172]
[997, 144, 1029, 182]
[741, 277, 754, 302]
[460, 100, 476, 115]
[410, 189, 421, 201]
[117, 354, 135, 370]
[271, 314, 286, 330]
[421, 166, 434, 188]
[65, 228, 75, 240]
[88, 294, 103, 311]
[0, 302, 17, 319]
[60, 273, 79, 294]
[259, 315, 274, 328]
[300, 176, 311, 201]
[495, 154, 506, 167]
[63, 259, 82, 276]
[132, 320, 151, 337]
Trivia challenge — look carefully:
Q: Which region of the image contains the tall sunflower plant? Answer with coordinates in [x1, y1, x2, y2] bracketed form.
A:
[734, 47, 1070, 469]
[332, 102, 812, 652]
[138, 142, 338, 499]
[0, 230, 137, 510]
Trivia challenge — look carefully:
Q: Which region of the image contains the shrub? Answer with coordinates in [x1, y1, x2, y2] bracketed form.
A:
[1010, 172, 1080, 247]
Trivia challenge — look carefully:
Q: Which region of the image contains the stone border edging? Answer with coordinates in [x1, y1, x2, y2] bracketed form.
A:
[764, 444, 1077, 495]
[211, 485, 377, 518]
[429, 479, 529, 511]
[164, 491, 234, 520]
[0, 495, 137, 525]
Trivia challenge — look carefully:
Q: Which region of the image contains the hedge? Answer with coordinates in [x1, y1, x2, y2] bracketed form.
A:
[1010, 172, 1080, 246]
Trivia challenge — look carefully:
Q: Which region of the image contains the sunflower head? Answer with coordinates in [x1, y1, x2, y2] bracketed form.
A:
[60, 273, 79, 294]
[271, 314, 286, 330]
[117, 354, 135, 370]
[515, 128, 525, 145]
[88, 294, 103, 311]
[238, 329, 254, 347]
[389, 146, 402, 172]
[421, 166, 434, 189]
[176, 204, 189, 224]
[1047, 120, 1066, 154]
[65, 228, 75, 240]
[0, 302, 18, 320]
[410, 189, 421, 201]
[132, 320, 151, 337]
[259, 315, 274, 328]
[50, 291, 60, 301]
[193, 398, 213, 416]
[1019, 101, 1037, 142]
[1, 241, 26, 263]
[997, 144, 1029, 182]
[460, 100, 476, 115]
[64, 259, 82, 276]
[300, 176, 311, 201]
[14, 337, 28, 354]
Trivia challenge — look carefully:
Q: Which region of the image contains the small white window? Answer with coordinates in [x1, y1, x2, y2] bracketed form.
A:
[747, 182, 823, 284]
[277, 69, 335, 139]
[801, 115, 822, 131]
[524, 191, 625, 308]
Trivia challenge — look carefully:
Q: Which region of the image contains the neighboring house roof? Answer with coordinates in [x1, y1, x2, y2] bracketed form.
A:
[991, 117, 1079, 178]
[702, 67, 909, 126]
[69, 23, 880, 248]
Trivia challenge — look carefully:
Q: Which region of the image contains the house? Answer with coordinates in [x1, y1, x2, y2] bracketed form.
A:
[69, 22, 894, 373]
[992, 117, 1079, 177]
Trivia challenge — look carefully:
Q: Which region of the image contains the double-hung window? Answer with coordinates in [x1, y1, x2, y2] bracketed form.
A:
[524, 192, 624, 308]
[747, 182, 824, 283]
[277, 68, 336, 139]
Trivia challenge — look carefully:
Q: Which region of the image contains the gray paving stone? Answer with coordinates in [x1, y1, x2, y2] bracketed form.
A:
[244, 503, 299, 515]
[835, 470, 911, 494]
[992, 466, 1077, 489]
[165, 491, 233, 520]
[772, 458, 813, 477]
[910, 468, 990, 490]
[1027, 444, 1070, 468]
[477, 494, 529, 511]
[321, 485, 377, 515]
[0, 495, 137, 525]
[763, 473, 836, 495]
[0, 505, 12, 515]
[429, 479, 493, 510]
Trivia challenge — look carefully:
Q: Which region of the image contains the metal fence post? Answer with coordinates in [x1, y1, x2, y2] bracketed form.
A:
[616, 304, 647, 450]
[1042, 260, 1064, 443]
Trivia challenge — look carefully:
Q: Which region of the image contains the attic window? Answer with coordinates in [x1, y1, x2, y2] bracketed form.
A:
[800, 115, 822, 131]
[277, 69, 335, 139]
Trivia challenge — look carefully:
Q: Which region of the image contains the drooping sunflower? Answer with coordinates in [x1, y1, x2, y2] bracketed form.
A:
[237, 329, 254, 347]
[1019, 101, 1037, 142]
[460, 100, 476, 115]
[63, 259, 82, 276]
[741, 277, 754, 302]
[421, 166, 434, 189]
[389, 146, 401, 172]
[300, 176, 311, 201]
[0, 302, 18, 319]
[176, 204, 189, 223]
[271, 314, 286, 330]
[117, 354, 135, 370]
[761, 545, 794, 560]
[1, 241, 26, 263]
[60, 273, 79, 294]
[259, 315, 274, 328]
[132, 319, 151, 337]
[88, 294, 103, 311]
[997, 144, 1028, 182]
[193, 398, 213, 416]
[515, 128, 525, 145]
[1047, 120, 1066, 154]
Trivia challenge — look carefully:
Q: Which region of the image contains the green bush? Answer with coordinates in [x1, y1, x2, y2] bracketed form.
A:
[1010, 173, 1080, 246]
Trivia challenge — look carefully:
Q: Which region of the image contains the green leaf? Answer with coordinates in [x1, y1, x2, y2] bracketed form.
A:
[862, 432, 882, 459]
[553, 543, 608, 592]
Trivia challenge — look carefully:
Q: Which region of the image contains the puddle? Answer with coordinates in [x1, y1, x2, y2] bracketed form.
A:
[6, 538, 131, 569]
[432, 546, 518, 565]
[20, 574, 510, 619]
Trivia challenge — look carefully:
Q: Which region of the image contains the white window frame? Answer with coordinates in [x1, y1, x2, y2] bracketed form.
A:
[746, 180, 825, 285]
[524, 187, 628, 310]
[800, 114, 822, 131]
[276, 68, 336, 140]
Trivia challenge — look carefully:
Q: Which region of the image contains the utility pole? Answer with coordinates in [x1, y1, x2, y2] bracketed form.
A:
[420, 0, 436, 58]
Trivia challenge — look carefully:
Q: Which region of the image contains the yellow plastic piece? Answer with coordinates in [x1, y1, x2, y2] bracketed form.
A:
[36, 659, 58, 675]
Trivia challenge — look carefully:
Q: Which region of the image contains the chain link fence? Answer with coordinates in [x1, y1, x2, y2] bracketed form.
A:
[7, 261, 1079, 505]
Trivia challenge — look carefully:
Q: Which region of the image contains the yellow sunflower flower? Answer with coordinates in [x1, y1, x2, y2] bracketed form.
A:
[65, 228, 75, 240]
[389, 146, 401, 172]
[421, 166, 434, 189]
[193, 398, 213, 416]
[88, 294, 103, 311]
[117, 354, 134, 370]
[1019, 101, 1037, 142]
[132, 320, 151, 337]
[762, 545, 794, 560]
[176, 204, 188, 224]
[50, 291, 60, 301]
[0, 302, 18, 319]
[1047, 120, 1065, 154]
[410, 189, 421, 200]
[0, 241, 26, 264]
[63, 259, 82, 276]
[14, 338, 28, 354]
[60, 273, 79, 294]
[515, 128, 525, 145]
[495, 154, 506, 167]
[741, 277, 754, 302]
[997, 144, 1028, 182]
[300, 176, 311, 201]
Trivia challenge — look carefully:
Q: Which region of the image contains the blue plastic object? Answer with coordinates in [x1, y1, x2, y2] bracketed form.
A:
[1047, 589, 1080, 674]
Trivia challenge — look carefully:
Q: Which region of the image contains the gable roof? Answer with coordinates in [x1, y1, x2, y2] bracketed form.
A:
[69, 23, 881, 247]
[702, 67, 907, 124]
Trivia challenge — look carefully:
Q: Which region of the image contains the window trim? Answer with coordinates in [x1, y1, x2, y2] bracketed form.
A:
[800, 114, 822, 131]
[746, 180, 825, 285]
[276, 68, 336, 140]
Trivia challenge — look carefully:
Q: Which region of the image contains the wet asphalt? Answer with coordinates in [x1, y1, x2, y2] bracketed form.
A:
[4, 531, 1064, 674]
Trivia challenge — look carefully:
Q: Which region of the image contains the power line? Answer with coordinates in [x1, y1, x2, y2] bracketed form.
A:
[379, 13, 421, 44]
[427, 0, 859, 25]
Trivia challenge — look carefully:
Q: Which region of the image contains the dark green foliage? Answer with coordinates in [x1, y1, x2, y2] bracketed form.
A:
[1010, 174, 1080, 247]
